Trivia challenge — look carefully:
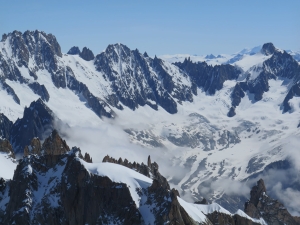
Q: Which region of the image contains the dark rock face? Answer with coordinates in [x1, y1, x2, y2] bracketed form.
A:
[5, 30, 62, 70]
[261, 43, 276, 56]
[175, 57, 241, 95]
[227, 107, 236, 117]
[231, 82, 247, 108]
[282, 82, 300, 112]
[0, 81, 20, 104]
[66, 66, 115, 118]
[67, 46, 81, 55]
[146, 180, 198, 225]
[24, 137, 42, 156]
[0, 30, 65, 90]
[28, 82, 50, 101]
[82, 152, 92, 163]
[244, 179, 299, 225]
[94, 44, 194, 114]
[0, 113, 13, 140]
[10, 99, 55, 155]
[80, 47, 94, 61]
[41, 129, 70, 155]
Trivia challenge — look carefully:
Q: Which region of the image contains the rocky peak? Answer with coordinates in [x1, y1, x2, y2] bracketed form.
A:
[249, 179, 266, 206]
[82, 152, 92, 163]
[80, 47, 94, 61]
[25, 98, 51, 118]
[41, 129, 70, 155]
[0, 138, 15, 158]
[10, 98, 55, 155]
[24, 138, 42, 156]
[1, 33, 7, 42]
[143, 51, 149, 57]
[67, 46, 81, 55]
[205, 54, 216, 59]
[244, 179, 299, 225]
[261, 43, 276, 56]
[2, 30, 62, 67]
[23, 30, 62, 57]
[147, 155, 151, 167]
[0, 113, 13, 140]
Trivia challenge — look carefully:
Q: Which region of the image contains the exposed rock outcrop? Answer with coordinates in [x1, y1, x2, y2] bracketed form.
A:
[0, 138, 15, 158]
[261, 43, 276, 56]
[41, 129, 70, 155]
[10, 98, 55, 155]
[66, 66, 115, 118]
[82, 152, 92, 163]
[0, 113, 13, 140]
[24, 130, 93, 164]
[282, 82, 300, 112]
[175, 57, 241, 95]
[24, 137, 42, 156]
[244, 179, 299, 225]
[67, 46, 81, 55]
[80, 47, 94, 61]
[28, 82, 50, 102]
[146, 180, 199, 225]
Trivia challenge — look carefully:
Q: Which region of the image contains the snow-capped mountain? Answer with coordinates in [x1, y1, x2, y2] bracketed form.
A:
[159, 46, 262, 66]
[160, 45, 300, 65]
[1, 30, 300, 222]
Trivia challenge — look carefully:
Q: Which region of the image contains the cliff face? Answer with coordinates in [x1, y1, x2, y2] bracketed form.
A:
[244, 179, 299, 225]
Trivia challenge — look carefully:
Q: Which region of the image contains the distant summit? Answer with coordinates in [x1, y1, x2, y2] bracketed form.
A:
[67, 46, 94, 61]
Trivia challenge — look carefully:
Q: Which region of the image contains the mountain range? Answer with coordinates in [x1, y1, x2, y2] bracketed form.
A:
[0, 30, 300, 224]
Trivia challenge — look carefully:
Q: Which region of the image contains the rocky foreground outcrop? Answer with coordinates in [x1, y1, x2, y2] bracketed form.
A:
[0, 130, 298, 225]
[0, 131, 200, 225]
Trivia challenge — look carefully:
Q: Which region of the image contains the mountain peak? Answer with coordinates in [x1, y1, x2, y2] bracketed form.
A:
[80, 47, 94, 61]
[67, 46, 81, 55]
[41, 129, 70, 155]
[261, 42, 276, 55]
[205, 54, 216, 59]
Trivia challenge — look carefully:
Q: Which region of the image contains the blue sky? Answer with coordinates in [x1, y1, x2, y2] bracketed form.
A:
[0, 1, 299, 56]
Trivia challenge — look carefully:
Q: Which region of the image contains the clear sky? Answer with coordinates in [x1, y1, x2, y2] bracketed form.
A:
[0, 1, 299, 56]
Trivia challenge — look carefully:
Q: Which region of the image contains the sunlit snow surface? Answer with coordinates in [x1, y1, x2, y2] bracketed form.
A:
[178, 198, 267, 225]
[0, 153, 16, 179]
[82, 160, 267, 224]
